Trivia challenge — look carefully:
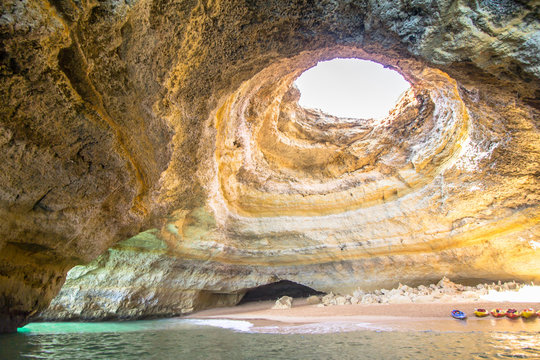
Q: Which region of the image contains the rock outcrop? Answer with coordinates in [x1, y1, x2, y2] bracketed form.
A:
[36, 233, 244, 321]
[272, 296, 293, 310]
[1, 0, 538, 331]
[312, 277, 532, 306]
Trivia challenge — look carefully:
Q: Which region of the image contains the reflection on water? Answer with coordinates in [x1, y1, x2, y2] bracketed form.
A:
[1, 319, 539, 360]
[489, 332, 540, 359]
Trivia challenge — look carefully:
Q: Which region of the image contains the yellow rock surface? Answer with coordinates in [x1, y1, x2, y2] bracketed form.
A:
[0, 0, 538, 330]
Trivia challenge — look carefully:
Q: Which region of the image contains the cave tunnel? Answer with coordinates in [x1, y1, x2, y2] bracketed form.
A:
[239, 280, 326, 304]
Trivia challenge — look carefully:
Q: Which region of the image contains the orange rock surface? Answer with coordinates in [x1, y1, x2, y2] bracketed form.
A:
[1, 0, 538, 331]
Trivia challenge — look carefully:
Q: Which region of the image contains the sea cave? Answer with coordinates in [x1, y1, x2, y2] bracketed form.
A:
[0, 1, 538, 352]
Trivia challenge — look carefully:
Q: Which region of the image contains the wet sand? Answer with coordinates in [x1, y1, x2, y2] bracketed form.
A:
[187, 299, 540, 333]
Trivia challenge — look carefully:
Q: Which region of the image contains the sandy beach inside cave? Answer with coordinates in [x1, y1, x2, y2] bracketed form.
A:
[187, 299, 540, 333]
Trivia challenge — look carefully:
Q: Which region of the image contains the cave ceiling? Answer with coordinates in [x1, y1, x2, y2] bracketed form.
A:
[0, 0, 538, 332]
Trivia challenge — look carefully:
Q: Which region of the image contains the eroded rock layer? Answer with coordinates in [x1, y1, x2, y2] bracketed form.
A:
[1, 0, 539, 330]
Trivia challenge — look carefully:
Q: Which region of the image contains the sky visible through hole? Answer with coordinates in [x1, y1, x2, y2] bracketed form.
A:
[294, 58, 411, 120]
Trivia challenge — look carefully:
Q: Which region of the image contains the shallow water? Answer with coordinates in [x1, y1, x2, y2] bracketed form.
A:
[1, 319, 539, 359]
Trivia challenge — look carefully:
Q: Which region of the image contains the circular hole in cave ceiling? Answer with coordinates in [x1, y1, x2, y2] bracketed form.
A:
[213, 51, 469, 217]
[294, 58, 411, 120]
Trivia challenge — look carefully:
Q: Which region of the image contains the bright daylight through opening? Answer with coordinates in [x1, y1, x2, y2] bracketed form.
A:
[294, 58, 411, 120]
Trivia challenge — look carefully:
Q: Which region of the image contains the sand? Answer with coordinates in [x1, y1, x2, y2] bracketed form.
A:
[186, 299, 540, 333]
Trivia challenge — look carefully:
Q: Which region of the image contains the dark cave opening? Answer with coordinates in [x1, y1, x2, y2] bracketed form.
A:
[238, 280, 325, 304]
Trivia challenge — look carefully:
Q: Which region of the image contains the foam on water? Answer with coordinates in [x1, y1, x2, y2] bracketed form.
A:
[251, 321, 390, 334]
[183, 319, 254, 332]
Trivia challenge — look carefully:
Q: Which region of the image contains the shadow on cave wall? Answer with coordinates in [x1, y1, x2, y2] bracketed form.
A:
[238, 280, 325, 304]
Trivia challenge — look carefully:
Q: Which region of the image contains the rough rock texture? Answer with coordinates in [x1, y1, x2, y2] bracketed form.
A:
[314, 277, 531, 306]
[272, 296, 293, 310]
[37, 233, 244, 321]
[1, 0, 539, 331]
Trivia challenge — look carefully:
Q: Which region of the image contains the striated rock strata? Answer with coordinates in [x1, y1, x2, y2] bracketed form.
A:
[37, 233, 244, 321]
[1, 0, 539, 330]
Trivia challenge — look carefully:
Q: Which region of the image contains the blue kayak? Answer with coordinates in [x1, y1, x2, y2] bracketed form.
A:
[451, 310, 467, 320]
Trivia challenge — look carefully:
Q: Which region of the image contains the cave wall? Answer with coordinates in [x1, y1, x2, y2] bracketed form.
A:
[1, 0, 538, 331]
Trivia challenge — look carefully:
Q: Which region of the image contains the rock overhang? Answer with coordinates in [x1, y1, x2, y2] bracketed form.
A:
[0, 0, 538, 331]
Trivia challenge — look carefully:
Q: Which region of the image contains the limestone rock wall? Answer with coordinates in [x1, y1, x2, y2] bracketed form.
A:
[37, 232, 244, 321]
[1, 0, 538, 330]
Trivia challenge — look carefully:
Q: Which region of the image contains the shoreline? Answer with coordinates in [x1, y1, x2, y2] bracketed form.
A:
[186, 299, 540, 333]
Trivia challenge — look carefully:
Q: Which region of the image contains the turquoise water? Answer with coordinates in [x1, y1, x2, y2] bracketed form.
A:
[1, 319, 539, 359]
